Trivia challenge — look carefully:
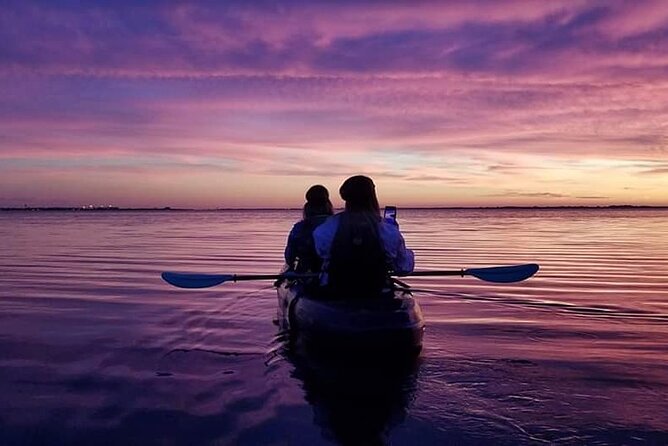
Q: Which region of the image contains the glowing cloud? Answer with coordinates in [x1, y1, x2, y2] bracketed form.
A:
[0, 0, 667, 207]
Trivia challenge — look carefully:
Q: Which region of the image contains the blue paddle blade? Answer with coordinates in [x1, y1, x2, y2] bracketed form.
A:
[161, 272, 234, 289]
[466, 263, 539, 283]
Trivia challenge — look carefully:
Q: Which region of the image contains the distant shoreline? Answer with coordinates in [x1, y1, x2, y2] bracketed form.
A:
[2, 205, 667, 212]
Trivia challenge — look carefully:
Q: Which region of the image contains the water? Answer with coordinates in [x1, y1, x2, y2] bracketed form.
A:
[1, 209, 667, 445]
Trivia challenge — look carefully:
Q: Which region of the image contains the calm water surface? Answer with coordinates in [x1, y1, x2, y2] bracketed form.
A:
[1, 209, 668, 445]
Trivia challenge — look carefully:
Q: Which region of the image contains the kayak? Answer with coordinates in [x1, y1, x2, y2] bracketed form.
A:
[276, 280, 425, 356]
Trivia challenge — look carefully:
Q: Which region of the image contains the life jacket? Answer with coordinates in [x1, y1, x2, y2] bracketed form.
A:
[292, 214, 329, 273]
[326, 212, 390, 299]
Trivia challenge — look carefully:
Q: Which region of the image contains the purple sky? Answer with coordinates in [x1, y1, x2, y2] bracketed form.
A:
[1, 0, 667, 208]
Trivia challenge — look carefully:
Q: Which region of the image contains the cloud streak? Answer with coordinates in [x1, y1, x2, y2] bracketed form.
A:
[0, 1, 667, 207]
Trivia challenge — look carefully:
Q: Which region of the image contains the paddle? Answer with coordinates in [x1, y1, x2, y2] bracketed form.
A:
[162, 263, 539, 289]
[406, 263, 540, 283]
[161, 272, 318, 289]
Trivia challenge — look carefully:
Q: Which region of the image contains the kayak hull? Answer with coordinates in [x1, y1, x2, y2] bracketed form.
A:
[277, 282, 425, 356]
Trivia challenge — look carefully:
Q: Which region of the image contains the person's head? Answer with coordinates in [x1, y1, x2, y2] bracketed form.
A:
[303, 184, 334, 219]
[339, 175, 380, 216]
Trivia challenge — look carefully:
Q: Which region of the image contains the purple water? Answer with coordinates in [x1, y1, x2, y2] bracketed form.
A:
[1, 209, 667, 445]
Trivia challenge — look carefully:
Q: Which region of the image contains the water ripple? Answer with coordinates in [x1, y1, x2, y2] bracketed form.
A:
[2, 208, 668, 444]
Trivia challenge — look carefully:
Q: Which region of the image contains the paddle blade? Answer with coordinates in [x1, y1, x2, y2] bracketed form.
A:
[161, 272, 234, 289]
[466, 263, 539, 283]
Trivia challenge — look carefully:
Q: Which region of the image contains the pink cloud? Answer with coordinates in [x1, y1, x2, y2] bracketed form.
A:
[1, 1, 668, 206]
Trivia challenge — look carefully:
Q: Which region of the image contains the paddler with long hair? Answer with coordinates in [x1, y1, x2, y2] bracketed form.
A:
[284, 184, 334, 273]
[313, 175, 414, 298]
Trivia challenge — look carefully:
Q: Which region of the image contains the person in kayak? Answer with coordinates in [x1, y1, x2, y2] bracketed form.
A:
[313, 175, 414, 298]
[284, 184, 334, 273]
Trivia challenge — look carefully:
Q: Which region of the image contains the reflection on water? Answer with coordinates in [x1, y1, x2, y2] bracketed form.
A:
[282, 339, 420, 446]
[1, 209, 668, 444]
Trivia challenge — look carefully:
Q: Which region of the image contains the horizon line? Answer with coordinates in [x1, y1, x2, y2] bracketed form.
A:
[3, 204, 668, 212]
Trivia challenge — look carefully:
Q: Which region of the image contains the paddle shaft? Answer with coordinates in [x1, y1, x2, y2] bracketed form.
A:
[230, 273, 318, 282]
[405, 270, 466, 277]
[230, 270, 467, 281]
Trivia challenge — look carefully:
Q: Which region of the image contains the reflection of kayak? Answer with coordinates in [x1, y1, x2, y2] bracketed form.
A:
[277, 281, 425, 355]
[286, 339, 420, 445]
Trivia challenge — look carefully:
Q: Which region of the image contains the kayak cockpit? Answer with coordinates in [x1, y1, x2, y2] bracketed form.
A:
[277, 280, 425, 356]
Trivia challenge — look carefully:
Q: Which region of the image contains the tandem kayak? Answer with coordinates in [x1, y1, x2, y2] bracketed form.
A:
[277, 281, 425, 356]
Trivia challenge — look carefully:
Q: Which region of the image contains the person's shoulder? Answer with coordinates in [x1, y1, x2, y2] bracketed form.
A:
[323, 213, 341, 225]
[310, 213, 331, 226]
[313, 213, 339, 236]
[292, 220, 305, 230]
[289, 219, 307, 235]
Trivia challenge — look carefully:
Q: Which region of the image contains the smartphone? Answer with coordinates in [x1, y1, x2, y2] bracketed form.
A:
[383, 206, 397, 221]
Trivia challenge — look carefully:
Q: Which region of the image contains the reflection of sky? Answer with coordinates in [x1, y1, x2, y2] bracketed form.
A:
[1, 1, 667, 207]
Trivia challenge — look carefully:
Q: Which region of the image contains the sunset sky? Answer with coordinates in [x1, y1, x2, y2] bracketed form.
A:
[1, 0, 667, 208]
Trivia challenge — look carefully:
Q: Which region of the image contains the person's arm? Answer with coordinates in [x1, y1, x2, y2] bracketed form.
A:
[392, 234, 414, 275]
[313, 214, 338, 260]
[313, 215, 340, 285]
[380, 222, 415, 275]
[284, 223, 301, 266]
